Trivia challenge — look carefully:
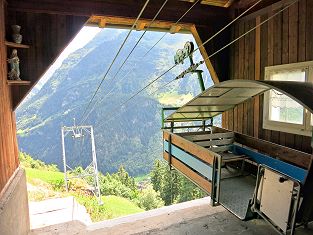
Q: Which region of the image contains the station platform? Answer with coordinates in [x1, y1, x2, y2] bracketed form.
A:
[29, 197, 313, 235]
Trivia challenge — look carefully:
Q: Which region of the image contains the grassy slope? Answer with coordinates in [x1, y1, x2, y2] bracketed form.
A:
[25, 168, 64, 184]
[25, 167, 144, 222]
[76, 195, 144, 221]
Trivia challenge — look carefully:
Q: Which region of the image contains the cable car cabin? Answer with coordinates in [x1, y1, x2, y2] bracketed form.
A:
[162, 80, 313, 235]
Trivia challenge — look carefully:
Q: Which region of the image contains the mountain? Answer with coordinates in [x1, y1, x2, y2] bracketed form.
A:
[16, 28, 213, 176]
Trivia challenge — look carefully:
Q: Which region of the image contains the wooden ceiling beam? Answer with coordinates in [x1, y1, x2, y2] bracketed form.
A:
[136, 22, 147, 31]
[231, 0, 284, 13]
[231, 0, 294, 21]
[98, 18, 107, 28]
[7, 0, 229, 26]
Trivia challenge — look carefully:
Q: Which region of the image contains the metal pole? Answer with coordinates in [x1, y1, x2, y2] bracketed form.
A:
[161, 108, 165, 129]
[90, 126, 102, 204]
[189, 55, 205, 92]
[61, 127, 68, 192]
[195, 70, 205, 92]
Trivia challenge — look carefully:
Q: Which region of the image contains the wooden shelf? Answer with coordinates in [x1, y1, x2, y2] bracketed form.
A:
[5, 41, 30, 49]
[7, 80, 31, 86]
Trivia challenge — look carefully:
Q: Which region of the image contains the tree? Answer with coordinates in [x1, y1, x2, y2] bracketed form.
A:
[136, 185, 164, 210]
[150, 160, 163, 193]
[149, 159, 206, 206]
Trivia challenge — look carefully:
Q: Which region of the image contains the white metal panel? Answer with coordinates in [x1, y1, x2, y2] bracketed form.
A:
[221, 88, 267, 98]
[188, 97, 247, 106]
[178, 105, 234, 112]
[202, 87, 231, 97]
[260, 169, 294, 232]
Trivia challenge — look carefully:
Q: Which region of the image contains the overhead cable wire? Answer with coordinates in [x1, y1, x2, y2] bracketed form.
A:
[80, 0, 170, 124]
[151, 0, 300, 97]
[83, 0, 259, 124]
[143, 0, 201, 57]
[80, 0, 200, 124]
[95, 0, 263, 128]
[78, 0, 150, 124]
[96, 0, 298, 129]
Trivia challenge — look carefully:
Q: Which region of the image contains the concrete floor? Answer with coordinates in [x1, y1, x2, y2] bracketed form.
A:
[29, 197, 313, 235]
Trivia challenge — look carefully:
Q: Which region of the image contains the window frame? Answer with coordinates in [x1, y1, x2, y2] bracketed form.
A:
[263, 61, 313, 137]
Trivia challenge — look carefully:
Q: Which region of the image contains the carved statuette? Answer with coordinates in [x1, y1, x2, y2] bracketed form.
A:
[7, 49, 21, 80]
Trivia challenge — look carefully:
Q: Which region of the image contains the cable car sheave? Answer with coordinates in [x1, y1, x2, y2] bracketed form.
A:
[162, 80, 313, 235]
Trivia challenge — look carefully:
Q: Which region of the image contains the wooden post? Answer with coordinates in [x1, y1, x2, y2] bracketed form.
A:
[254, 16, 261, 138]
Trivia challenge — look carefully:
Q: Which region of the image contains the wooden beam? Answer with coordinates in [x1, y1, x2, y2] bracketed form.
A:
[190, 25, 220, 84]
[163, 130, 215, 165]
[232, 0, 282, 11]
[234, 132, 312, 169]
[200, 0, 230, 7]
[224, 0, 236, 7]
[88, 16, 192, 32]
[253, 16, 260, 138]
[7, 0, 228, 26]
[136, 21, 146, 31]
[169, 25, 181, 34]
[236, 0, 296, 22]
[98, 18, 106, 28]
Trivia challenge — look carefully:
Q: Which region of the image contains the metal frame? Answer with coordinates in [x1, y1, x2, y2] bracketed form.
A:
[61, 125, 102, 204]
[165, 80, 313, 123]
[251, 164, 301, 235]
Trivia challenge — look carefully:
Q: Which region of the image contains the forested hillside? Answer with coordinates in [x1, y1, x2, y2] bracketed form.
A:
[16, 28, 212, 176]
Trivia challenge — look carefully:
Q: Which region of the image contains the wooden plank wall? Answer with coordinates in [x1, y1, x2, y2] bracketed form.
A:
[196, 23, 231, 83]
[6, 10, 87, 108]
[0, 8, 87, 192]
[223, 0, 313, 154]
[0, 0, 19, 194]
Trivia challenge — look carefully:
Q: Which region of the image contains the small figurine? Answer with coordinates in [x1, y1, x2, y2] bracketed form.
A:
[11, 25, 23, 44]
[7, 49, 21, 80]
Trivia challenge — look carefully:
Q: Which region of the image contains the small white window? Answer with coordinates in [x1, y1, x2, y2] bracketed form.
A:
[263, 61, 313, 136]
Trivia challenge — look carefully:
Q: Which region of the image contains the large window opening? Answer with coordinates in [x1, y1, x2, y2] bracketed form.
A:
[263, 61, 313, 136]
[16, 24, 215, 225]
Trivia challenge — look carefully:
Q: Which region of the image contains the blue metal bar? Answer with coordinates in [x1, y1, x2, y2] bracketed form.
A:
[232, 144, 307, 183]
[164, 140, 213, 180]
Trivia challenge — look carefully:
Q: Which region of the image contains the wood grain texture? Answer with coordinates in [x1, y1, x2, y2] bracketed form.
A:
[0, 0, 19, 193]
[163, 130, 215, 165]
[223, 1, 312, 154]
[6, 10, 87, 108]
[7, 0, 228, 26]
[234, 132, 312, 169]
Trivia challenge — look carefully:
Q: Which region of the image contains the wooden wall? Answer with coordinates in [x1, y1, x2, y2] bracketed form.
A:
[223, 0, 313, 153]
[0, 7, 87, 192]
[196, 23, 230, 83]
[6, 11, 87, 108]
[0, 0, 19, 194]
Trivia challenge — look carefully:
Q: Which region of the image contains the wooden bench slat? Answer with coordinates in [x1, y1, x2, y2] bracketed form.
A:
[164, 130, 215, 165]
[184, 132, 234, 141]
[196, 138, 234, 147]
[207, 145, 232, 153]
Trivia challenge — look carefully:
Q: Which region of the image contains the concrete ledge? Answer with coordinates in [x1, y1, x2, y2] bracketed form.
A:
[89, 197, 219, 231]
[0, 168, 30, 235]
[29, 196, 92, 229]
